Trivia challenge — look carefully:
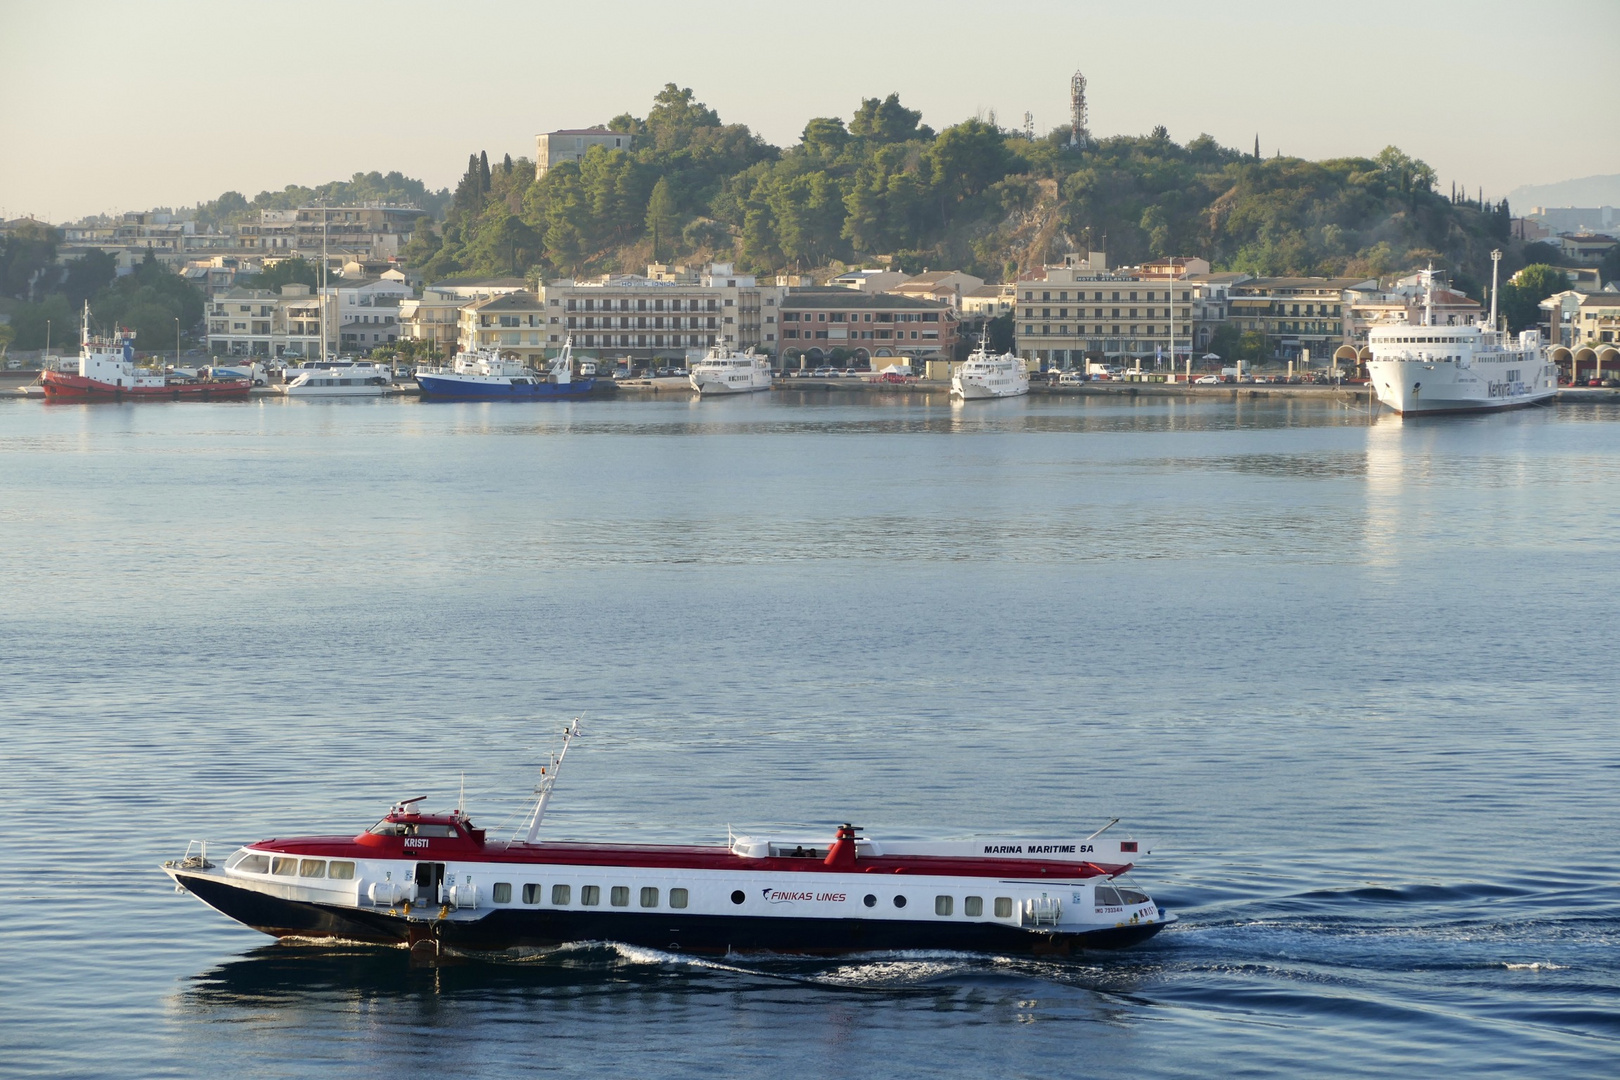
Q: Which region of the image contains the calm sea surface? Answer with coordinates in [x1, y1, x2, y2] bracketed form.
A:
[2, 391, 1616, 1078]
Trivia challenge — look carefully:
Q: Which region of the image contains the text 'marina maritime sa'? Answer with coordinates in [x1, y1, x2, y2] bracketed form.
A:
[163, 722, 1174, 956]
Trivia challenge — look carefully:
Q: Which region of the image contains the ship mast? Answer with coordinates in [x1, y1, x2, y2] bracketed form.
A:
[522, 718, 581, 843]
[1489, 249, 1501, 334]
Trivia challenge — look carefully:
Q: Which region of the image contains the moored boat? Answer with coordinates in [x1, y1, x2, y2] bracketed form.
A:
[163, 723, 1173, 957]
[1367, 254, 1559, 415]
[40, 303, 251, 402]
[278, 361, 393, 397]
[690, 347, 772, 395]
[415, 338, 596, 401]
[952, 344, 1030, 400]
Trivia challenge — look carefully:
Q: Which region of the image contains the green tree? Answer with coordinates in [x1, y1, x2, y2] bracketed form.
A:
[645, 84, 721, 152]
[0, 219, 61, 299]
[801, 117, 850, 158]
[1499, 264, 1571, 332]
[62, 250, 118, 308]
[646, 177, 676, 260]
[9, 294, 76, 350]
[1600, 242, 1620, 288]
[850, 94, 928, 143]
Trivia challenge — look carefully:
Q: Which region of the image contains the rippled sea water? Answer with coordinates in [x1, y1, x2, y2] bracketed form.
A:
[2, 391, 1616, 1078]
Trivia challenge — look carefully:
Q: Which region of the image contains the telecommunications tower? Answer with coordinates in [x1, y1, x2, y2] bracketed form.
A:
[1068, 70, 1090, 149]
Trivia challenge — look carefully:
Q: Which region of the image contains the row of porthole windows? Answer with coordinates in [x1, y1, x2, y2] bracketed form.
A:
[488, 882, 688, 909]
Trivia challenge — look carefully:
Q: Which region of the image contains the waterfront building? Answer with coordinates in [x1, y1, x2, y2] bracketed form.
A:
[535, 127, 630, 174]
[1013, 252, 1193, 369]
[400, 277, 528, 356]
[1225, 277, 1370, 364]
[326, 275, 410, 353]
[1539, 289, 1586, 347]
[206, 284, 324, 359]
[542, 262, 786, 363]
[1186, 272, 1252, 352]
[780, 289, 958, 367]
[458, 291, 549, 364]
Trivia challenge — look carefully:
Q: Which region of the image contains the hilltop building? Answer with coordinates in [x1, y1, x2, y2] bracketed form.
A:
[536, 127, 630, 174]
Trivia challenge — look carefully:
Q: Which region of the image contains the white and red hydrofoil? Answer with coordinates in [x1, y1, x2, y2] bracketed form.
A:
[163, 724, 1174, 957]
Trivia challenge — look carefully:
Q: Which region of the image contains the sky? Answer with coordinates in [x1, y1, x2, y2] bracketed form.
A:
[2, 0, 1615, 223]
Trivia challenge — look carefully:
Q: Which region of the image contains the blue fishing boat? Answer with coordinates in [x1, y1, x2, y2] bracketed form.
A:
[415, 339, 597, 401]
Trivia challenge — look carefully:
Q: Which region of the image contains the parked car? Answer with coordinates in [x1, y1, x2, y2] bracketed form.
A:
[1194, 374, 1221, 385]
[1058, 371, 1086, 385]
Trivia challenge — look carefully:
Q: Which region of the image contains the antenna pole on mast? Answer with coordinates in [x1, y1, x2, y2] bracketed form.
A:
[522, 718, 582, 844]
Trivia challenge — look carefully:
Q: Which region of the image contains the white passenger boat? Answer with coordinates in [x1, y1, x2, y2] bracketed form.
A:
[952, 344, 1030, 400]
[279, 361, 393, 397]
[163, 723, 1173, 958]
[1367, 255, 1559, 415]
[690, 348, 772, 394]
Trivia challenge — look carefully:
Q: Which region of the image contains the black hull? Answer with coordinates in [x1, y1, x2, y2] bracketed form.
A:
[173, 871, 1167, 957]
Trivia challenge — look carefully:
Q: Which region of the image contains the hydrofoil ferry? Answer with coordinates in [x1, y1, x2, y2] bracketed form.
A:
[163, 723, 1173, 957]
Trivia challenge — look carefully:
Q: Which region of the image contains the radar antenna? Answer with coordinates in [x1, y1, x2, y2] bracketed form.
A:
[1068, 70, 1090, 149]
[522, 717, 582, 843]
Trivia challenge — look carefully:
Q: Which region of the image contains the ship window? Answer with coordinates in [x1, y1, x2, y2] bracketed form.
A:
[863, 894, 876, 908]
[1094, 885, 1122, 906]
[964, 896, 983, 917]
[271, 857, 298, 877]
[580, 885, 601, 906]
[406, 824, 458, 838]
[893, 895, 907, 909]
[670, 888, 688, 909]
[327, 862, 355, 880]
[994, 897, 1013, 918]
[522, 883, 542, 904]
[731, 890, 745, 905]
[235, 853, 271, 874]
[552, 884, 571, 905]
[299, 859, 326, 879]
[492, 882, 511, 904]
[369, 821, 403, 836]
[1117, 887, 1151, 905]
[611, 886, 629, 907]
[934, 895, 954, 916]
[640, 887, 659, 908]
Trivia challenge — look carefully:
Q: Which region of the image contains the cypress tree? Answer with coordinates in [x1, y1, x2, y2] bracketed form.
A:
[479, 151, 491, 193]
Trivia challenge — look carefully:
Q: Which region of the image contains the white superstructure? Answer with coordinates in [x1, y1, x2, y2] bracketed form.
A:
[1367, 254, 1558, 415]
[952, 344, 1030, 400]
[690, 348, 772, 394]
[279, 361, 393, 397]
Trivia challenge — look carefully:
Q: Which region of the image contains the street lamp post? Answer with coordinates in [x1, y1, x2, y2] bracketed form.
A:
[174, 317, 180, 372]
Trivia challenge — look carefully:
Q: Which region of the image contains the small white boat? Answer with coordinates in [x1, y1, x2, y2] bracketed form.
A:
[279, 361, 393, 397]
[952, 345, 1030, 400]
[690, 348, 772, 395]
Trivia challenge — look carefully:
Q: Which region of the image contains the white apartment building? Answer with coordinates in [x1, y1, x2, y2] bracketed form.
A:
[458, 292, 549, 364]
[237, 205, 421, 262]
[206, 284, 324, 359]
[326, 274, 411, 353]
[541, 263, 787, 362]
[1014, 252, 1195, 368]
[400, 276, 529, 355]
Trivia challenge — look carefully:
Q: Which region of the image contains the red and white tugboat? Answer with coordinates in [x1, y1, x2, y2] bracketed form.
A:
[41, 302, 251, 401]
[163, 724, 1174, 957]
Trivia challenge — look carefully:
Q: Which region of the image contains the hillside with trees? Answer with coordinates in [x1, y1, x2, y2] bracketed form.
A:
[404, 84, 1545, 307]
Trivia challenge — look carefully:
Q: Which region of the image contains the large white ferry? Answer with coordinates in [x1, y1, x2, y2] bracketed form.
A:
[690, 348, 772, 395]
[952, 344, 1030, 400]
[163, 724, 1173, 958]
[1367, 254, 1558, 415]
